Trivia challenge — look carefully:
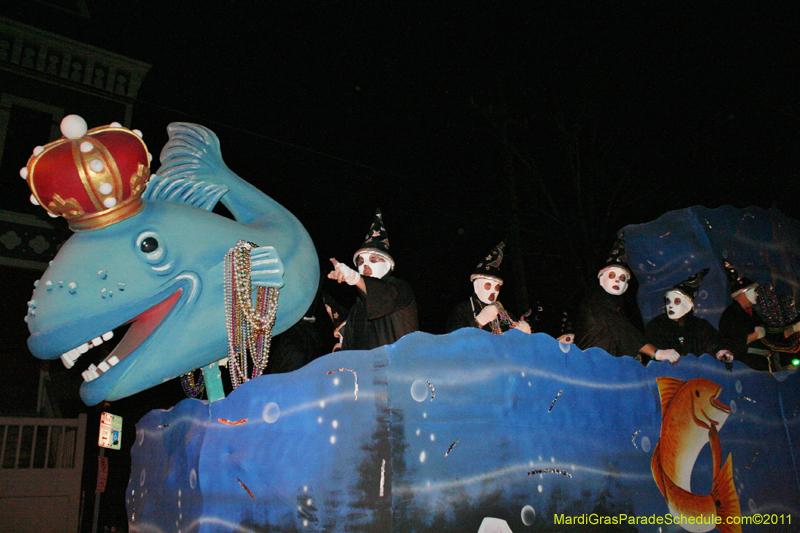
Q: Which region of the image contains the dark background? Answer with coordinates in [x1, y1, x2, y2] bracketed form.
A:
[5, 1, 799, 333]
[1, 2, 799, 529]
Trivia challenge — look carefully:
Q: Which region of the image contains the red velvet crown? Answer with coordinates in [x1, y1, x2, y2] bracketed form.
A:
[24, 115, 151, 231]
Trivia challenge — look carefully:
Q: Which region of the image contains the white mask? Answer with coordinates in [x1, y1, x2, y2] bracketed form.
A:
[357, 253, 391, 279]
[599, 267, 629, 296]
[473, 278, 501, 304]
[557, 333, 574, 344]
[665, 290, 693, 320]
[743, 285, 759, 305]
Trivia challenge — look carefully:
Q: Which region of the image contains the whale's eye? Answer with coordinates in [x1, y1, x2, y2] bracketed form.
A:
[135, 230, 170, 272]
[695, 390, 700, 397]
[140, 237, 158, 253]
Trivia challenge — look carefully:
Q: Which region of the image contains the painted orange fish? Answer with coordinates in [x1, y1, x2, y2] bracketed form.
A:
[651, 377, 742, 533]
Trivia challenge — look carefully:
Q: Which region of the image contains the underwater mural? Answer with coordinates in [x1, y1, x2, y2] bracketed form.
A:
[128, 331, 799, 532]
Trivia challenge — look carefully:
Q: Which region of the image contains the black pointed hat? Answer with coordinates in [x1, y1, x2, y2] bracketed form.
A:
[598, 232, 632, 277]
[353, 208, 395, 270]
[470, 242, 505, 284]
[723, 260, 757, 297]
[559, 311, 574, 336]
[670, 268, 710, 301]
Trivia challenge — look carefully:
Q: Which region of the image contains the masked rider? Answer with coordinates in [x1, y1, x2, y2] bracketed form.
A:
[446, 242, 531, 334]
[644, 268, 734, 365]
[575, 233, 681, 365]
[327, 208, 418, 351]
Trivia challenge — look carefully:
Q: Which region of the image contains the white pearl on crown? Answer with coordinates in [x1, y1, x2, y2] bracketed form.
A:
[61, 115, 88, 139]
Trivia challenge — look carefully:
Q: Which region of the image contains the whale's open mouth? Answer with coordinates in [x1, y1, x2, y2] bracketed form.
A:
[59, 289, 183, 382]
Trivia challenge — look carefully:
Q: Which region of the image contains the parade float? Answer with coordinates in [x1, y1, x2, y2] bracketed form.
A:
[21, 117, 799, 532]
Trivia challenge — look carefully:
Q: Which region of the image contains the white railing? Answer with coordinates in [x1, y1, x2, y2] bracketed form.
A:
[0, 415, 87, 532]
[0, 414, 86, 470]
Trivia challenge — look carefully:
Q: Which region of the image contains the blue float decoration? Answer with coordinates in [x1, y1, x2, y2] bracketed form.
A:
[128, 330, 799, 532]
[624, 206, 800, 329]
[24, 119, 319, 405]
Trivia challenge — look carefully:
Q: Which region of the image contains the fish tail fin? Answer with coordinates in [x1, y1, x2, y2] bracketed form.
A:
[711, 453, 742, 533]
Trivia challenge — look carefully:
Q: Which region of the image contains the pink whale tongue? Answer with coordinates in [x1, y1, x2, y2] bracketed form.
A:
[106, 289, 183, 364]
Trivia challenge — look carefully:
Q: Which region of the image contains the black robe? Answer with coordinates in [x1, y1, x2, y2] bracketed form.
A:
[718, 302, 771, 371]
[644, 313, 728, 359]
[446, 295, 516, 334]
[340, 275, 418, 351]
[575, 287, 646, 360]
[266, 318, 327, 374]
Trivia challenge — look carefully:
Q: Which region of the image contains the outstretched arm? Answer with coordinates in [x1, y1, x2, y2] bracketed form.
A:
[328, 258, 366, 294]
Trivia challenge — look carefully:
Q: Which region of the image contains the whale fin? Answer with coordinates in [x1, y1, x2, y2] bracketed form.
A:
[147, 122, 243, 210]
[656, 376, 686, 416]
[142, 173, 228, 210]
[712, 454, 742, 533]
[159, 123, 233, 182]
[249, 246, 285, 289]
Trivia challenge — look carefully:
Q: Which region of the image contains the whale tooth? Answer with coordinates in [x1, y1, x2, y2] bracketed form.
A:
[108, 355, 119, 366]
[90, 336, 103, 347]
[82, 365, 99, 382]
[98, 361, 110, 373]
[61, 352, 76, 369]
[77, 343, 90, 354]
[102, 331, 114, 341]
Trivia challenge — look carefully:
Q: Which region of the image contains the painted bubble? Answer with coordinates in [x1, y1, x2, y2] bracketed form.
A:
[190, 469, 197, 489]
[735, 380, 743, 393]
[730, 400, 737, 414]
[139, 468, 146, 486]
[263, 402, 281, 423]
[521, 505, 536, 526]
[748, 498, 757, 513]
[411, 380, 429, 402]
[641, 436, 652, 453]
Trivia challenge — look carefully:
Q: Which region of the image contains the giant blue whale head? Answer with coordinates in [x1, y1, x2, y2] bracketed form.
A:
[25, 122, 319, 405]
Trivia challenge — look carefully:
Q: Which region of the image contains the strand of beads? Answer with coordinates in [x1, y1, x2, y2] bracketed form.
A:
[492, 301, 517, 335]
[224, 244, 245, 388]
[180, 369, 205, 398]
[248, 287, 279, 378]
[223, 241, 280, 390]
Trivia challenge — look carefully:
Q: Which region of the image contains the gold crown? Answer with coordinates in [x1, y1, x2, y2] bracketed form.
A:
[23, 115, 151, 231]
